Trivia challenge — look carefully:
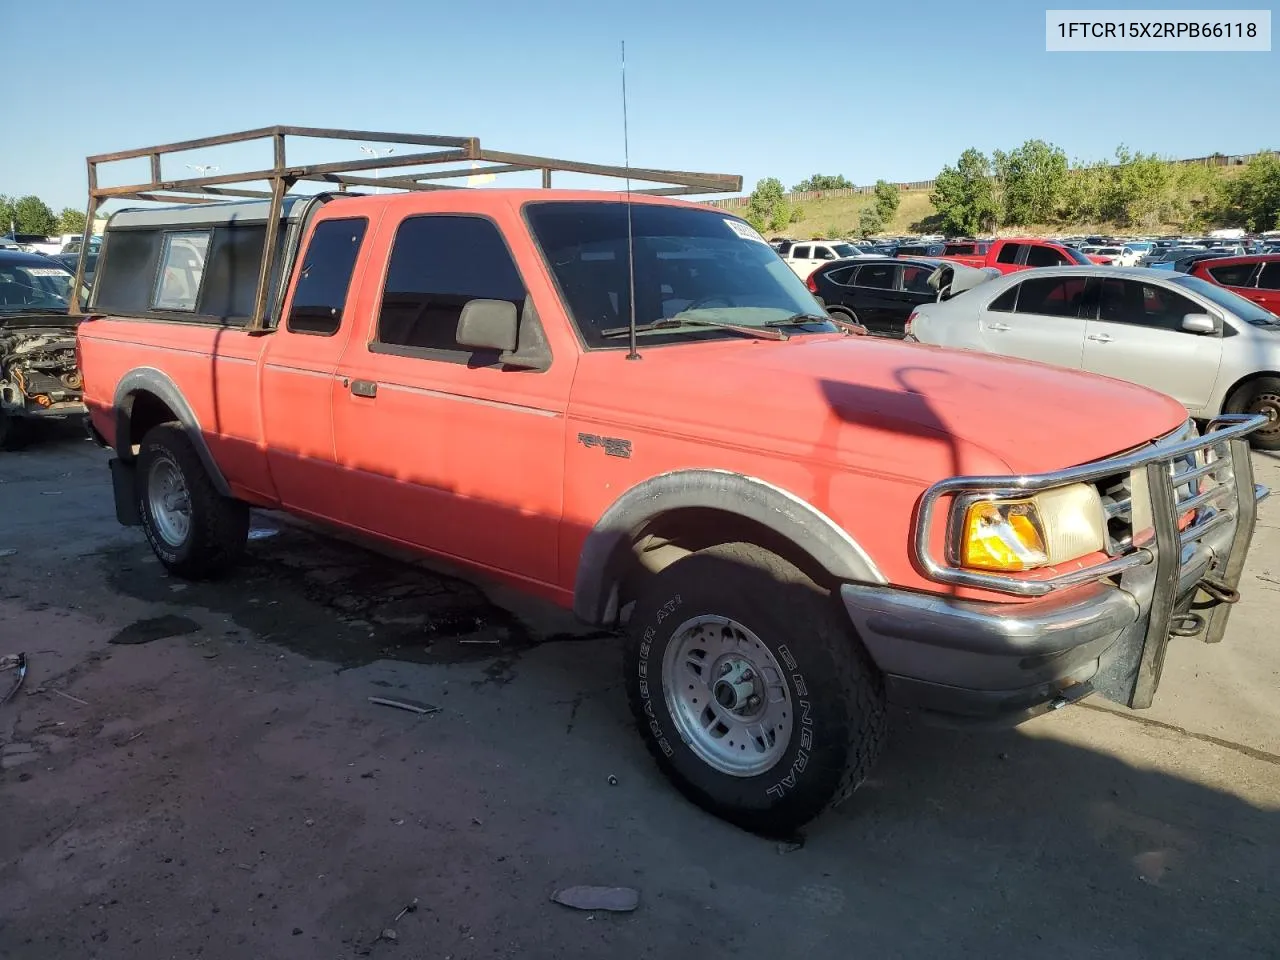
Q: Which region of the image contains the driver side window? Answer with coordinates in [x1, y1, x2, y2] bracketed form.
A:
[1097, 279, 1200, 331]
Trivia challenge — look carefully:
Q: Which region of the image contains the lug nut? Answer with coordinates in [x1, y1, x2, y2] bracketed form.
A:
[742, 670, 754, 682]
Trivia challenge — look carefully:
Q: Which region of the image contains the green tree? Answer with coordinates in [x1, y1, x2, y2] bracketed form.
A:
[1217, 152, 1280, 230]
[1059, 159, 1108, 225]
[858, 206, 884, 236]
[12, 195, 55, 236]
[745, 177, 797, 233]
[872, 180, 900, 224]
[1105, 145, 1175, 228]
[993, 139, 1068, 225]
[56, 207, 87, 234]
[930, 149, 998, 236]
[792, 174, 853, 192]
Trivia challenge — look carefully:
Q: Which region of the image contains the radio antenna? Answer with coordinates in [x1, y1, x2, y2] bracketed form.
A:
[621, 39, 640, 361]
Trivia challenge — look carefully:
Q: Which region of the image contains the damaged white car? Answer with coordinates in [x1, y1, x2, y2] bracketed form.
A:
[0, 251, 87, 449]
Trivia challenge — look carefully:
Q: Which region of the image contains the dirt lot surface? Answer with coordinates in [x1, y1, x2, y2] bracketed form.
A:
[2, 427, 1278, 959]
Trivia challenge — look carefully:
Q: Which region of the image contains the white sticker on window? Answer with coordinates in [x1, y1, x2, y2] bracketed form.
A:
[724, 218, 768, 245]
[25, 268, 67, 276]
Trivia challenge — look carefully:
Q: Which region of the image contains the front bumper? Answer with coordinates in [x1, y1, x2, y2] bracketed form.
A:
[844, 417, 1269, 720]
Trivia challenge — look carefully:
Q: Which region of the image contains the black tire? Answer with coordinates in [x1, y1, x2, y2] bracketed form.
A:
[826, 305, 859, 325]
[1225, 376, 1280, 451]
[624, 542, 887, 835]
[135, 422, 249, 579]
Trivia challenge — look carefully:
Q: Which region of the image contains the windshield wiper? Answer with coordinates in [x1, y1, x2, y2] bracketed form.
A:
[765, 312, 867, 335]
[599, 316, 788, 341]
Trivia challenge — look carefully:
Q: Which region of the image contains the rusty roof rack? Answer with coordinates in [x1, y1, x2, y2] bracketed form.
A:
[72, 124, 743, 328]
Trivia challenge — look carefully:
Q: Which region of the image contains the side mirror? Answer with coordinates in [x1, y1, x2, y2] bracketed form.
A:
[456, 298, 518, 352]
[1181, 312, 1217, 335]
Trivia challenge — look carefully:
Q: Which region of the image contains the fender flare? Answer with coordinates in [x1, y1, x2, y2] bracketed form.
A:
[572, 468, 886, 624]
[112, 366, 232, 497]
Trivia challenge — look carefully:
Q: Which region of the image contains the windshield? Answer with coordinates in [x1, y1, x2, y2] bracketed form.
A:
[831, 243, 860, 258]
[1064, 246, 1094, 265]
[0, 260, 83, 313]
[1170, 274, 1280, 327]
[524, 202, 835, 348]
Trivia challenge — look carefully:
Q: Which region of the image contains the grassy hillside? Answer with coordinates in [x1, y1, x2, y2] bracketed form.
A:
[712, 163, 1251, 239]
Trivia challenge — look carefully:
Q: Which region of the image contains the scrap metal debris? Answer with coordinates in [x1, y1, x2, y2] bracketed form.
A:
[368, 696, 440, 715]
[1, 653, 27, 708]
[551, 886, 640, 913]
[50, 689, 89, 706]
[0, 548, 17, 558]
[393, 898, 419, 923]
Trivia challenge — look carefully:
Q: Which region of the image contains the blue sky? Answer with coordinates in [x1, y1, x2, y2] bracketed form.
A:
[4, 0, 1275, 212]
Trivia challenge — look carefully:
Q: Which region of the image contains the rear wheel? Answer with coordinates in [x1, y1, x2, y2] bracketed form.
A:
[623, 542, 887, 835]
[135, 422, 249, 578]
[1226, 377, 1280, 451]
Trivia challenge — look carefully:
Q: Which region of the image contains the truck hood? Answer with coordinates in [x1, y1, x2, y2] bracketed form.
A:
[580, 334, 1189, 479]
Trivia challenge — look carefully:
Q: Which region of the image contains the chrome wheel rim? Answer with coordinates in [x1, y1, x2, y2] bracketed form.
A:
[661, 615, 793, 777]
[147, 456, 191, 547]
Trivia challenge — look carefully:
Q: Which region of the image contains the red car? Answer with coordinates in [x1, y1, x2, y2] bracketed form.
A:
[1188, 254, 1280, 314]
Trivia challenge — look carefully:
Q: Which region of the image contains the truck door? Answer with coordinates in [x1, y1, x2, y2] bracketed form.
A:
[331, 211, 570, 585]
[260, 215, 370, 519]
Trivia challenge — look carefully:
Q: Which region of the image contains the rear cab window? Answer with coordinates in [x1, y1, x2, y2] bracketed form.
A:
[286, 218, 368, 336]
[996, 243, 1022, 265]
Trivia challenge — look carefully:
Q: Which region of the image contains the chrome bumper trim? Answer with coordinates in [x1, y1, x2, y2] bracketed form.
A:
[841, 580, 1139, 657]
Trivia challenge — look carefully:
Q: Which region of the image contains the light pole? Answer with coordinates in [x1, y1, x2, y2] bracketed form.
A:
[359, 145, 394, 194]
[186, 164, 219, 176]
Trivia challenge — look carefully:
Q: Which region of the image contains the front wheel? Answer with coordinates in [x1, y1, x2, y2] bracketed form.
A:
[624, 543, 887, 835]
[135, 422, 249, 578]
[1225, 376, 1280, 451]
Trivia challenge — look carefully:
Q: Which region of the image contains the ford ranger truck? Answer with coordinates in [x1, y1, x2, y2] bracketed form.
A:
[78, 189, 1269, 835]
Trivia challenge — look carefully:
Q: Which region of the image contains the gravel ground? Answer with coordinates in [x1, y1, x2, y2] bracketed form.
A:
[1, 426, 1277, 959]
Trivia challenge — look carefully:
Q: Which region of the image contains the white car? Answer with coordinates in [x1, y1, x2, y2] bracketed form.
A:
[1091, 245, 1141, 266]
[907, 265, 1280, 449]
[779, 240, 877, 278]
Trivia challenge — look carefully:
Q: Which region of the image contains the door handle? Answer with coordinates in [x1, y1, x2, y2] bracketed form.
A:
[349, 379, 378, 398]
[987, 322, 1010, 332]
[1086, 333, 1114, 343]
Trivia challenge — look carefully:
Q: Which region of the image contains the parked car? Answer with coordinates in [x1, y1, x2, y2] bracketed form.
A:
[60, 236, 102, 255]
[78, 132, 1269, 835]
[52, 252, 97, 290]
[938, 237, 1092, 273]
[894, 242, 945, 257]
[807, 256, 993, 337]
[908, 265, 1280, 449]
[1090, 245, 1140, 267]
[779, 239, 873, 278]
[1188, 254, 1280, 314]
[0, 250, 87, 448]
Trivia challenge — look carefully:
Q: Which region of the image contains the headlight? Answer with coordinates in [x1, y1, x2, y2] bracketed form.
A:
[954, 483, 1106, 572]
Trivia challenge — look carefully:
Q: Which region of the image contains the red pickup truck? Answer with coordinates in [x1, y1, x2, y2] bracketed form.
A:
[938, 237, 1093, 274]
[73, 128, 1269, 834]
